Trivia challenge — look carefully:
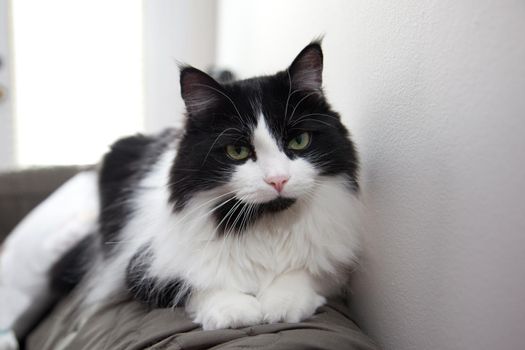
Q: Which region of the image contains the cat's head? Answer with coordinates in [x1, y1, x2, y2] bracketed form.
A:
[169, 42, 358, 233]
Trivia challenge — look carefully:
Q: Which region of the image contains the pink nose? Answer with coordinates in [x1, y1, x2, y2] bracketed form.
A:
[264, 175, 289, 193]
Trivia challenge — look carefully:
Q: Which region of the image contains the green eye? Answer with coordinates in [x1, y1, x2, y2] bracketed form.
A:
[226, 145, 250, 160]
[288, 132, 311, 150]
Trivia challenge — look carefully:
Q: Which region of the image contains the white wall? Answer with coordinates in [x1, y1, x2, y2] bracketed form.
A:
[143, 0, 217, 132]
[217, 1, 525, 349]
[0, 0, 14, 170]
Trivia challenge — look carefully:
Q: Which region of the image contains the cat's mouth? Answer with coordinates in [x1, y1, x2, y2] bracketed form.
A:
[213, 196, 296, 235]
[259, 197, 296, 213]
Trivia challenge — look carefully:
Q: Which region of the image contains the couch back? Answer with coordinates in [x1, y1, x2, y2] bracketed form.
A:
[0, 166, 83, 242]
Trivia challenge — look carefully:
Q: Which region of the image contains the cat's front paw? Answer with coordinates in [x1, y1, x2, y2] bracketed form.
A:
[259, 286, 326, 324]
[190, 291, 263, 330]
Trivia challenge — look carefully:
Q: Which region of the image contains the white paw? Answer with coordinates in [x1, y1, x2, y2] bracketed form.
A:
[259, 288, 326, 324]
[191, 292, 263, 330]
[0, 330, 19, 350]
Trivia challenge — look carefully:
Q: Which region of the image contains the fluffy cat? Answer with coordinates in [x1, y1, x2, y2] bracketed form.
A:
[58, 41, 360, 331]
[71, 41, 362, 329]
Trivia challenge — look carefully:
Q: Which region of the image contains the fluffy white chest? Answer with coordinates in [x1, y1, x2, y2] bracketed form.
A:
[107, 148, 360, 300]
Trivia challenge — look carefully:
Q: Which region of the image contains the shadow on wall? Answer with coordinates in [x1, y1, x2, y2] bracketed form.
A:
[347, 1, 525, 348]
[348, 62, 456, 347]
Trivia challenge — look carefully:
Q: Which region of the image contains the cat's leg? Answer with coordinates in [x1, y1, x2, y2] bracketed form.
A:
[0, 224, 94, 344]
[0, 171, 99, 344]
[0, 329, 18, 350]
[258, 269, 326, 323]
[187, 289, 264, 330]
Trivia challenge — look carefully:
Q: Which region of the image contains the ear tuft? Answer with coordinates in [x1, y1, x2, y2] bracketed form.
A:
[288, 42, 324, 92]
[180, 66, 224, 115]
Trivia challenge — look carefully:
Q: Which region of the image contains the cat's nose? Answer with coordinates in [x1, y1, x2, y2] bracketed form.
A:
[264, 175, 289, 193]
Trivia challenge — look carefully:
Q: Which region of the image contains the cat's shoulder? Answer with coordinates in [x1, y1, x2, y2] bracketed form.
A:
[99, 133, 155, 184]
[99, 128, 182, 186]
[97, 128, 181, 250]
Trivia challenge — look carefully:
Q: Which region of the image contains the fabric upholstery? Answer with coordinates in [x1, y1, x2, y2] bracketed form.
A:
[27, 287, 377, 350]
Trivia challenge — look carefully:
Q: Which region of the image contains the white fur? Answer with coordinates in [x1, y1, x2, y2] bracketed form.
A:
[258, 270, 326, 323]
[231, 117, 317, 203]
[189, 289, 263, 330]
[0, 171, 99, 341]
[85, 115, 361, 330]
[0, 330, 18, 350]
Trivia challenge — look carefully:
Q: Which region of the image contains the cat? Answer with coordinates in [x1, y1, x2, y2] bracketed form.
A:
[5, 41, 361, 336]
[79, 41, 362, 330]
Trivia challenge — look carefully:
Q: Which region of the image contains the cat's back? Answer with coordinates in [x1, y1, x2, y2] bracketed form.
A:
[98, 128, 182, 250]
[50, 128, 181, 295]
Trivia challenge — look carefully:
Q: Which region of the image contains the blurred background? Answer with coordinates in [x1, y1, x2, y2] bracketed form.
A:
[1, 1, 525, 349]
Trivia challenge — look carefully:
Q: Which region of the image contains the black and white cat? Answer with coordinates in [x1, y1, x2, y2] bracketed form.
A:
[5, 42, 361, 335]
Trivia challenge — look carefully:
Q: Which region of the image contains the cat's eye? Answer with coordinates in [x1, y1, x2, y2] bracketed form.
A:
[288, 132, 311, 151]
[226, 145, 250, 160]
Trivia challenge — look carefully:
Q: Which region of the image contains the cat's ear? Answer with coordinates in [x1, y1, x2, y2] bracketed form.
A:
[288, 42, 323, 93]
[180, 66, 225, 115]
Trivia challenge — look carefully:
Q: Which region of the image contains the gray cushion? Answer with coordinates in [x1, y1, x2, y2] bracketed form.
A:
[27, 288, 377, 350]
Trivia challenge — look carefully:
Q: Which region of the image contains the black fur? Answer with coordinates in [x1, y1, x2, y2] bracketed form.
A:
[49, 234, 97, 293]
[214, 197, 296, 234]
[97, 130, 189, 306]
[98, 134, 155, 253]
[98, 129, 181, 253]
[126, 245, 189, 308]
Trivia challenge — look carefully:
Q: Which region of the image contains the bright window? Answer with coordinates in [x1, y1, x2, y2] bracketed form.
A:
[12, 0, 144, 166]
